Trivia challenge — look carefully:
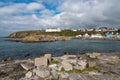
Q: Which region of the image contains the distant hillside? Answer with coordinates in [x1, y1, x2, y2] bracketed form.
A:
[8, 29, 119, 38]
[8, 30, 77, 38]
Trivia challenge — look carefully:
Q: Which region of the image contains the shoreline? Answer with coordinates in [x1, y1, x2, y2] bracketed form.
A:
[8, 37, 120, 43]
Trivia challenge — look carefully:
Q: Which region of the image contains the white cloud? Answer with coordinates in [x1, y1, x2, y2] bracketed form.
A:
[0, 3, 27, 15]
[0, 0, 120, 36]
[26, 2, 44, 11]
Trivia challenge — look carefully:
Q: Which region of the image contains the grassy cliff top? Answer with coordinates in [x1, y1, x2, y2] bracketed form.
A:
[8, 30, 77, 38]
[8, 29, 119, 38]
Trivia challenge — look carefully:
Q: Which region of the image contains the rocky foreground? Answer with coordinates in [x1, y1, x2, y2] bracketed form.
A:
[0, 53, 120, 80]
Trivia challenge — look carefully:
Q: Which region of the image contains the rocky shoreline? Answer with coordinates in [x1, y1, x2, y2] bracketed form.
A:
[0, 52, 120, 80]
[9, 35, 72, 42]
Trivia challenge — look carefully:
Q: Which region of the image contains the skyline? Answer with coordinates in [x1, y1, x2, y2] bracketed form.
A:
[0, 0, 120, 36]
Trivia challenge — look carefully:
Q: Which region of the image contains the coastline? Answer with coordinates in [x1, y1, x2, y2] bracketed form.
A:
[8, 37, 120, 43]
[0, 52, 120, 80]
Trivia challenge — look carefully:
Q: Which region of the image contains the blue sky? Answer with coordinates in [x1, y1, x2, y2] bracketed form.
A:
[0, 0, 120, 36]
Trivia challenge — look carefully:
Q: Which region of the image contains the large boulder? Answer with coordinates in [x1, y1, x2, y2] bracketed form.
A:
[20, 63, 34, 71]
[61, 61, 73, 71]
[35, 57, 48, 67]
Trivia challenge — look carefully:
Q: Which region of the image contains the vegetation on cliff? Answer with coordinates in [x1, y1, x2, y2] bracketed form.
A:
[8, 29, 119, 38]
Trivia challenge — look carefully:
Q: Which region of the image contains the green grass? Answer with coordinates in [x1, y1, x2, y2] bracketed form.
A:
[51, 60, 60, 64]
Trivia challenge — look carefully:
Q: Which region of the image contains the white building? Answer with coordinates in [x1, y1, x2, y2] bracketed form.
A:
[76, 35, 82, 38]
[45, 28, 61, 32]
[91, 34, 103, 38]
[72, 29, 77, 32]
[83, 33, 90, 38]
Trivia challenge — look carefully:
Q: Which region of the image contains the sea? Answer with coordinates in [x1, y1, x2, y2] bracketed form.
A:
[0, 37, 120, 60]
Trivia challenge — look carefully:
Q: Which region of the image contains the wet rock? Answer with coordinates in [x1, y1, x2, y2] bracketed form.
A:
[24, 54, 30, 57]
[61, 61, 73, 71]
[2, 58, 12, 62]
[35, 57, 48, 67]
[25, 71, 32, 78]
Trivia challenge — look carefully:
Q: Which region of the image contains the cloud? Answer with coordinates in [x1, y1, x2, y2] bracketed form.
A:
[26, 2, 44, 11]
[0, 0, 120, 36]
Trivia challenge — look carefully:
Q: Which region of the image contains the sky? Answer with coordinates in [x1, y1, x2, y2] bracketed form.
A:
[0, 0, 120, 36]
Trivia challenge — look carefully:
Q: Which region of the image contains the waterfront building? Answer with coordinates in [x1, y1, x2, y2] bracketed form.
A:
[45, 28, 61, 32]
[83, 33, 90, 38]
[91, 34, 104, 38]
[76, 35, 82, 38]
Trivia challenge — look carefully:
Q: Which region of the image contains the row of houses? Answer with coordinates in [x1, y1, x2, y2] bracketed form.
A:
[45, 27, 119, 32]
[76, 33, 120, 39]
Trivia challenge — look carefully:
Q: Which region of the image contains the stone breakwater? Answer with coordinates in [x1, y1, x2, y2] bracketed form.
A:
[0, 53, 120, 80]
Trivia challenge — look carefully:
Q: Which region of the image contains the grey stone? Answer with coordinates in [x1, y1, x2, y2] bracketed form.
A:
[35, 57, 48, 67]
[51, 70, 59, 80]
[61, 61, 73, 71]
[34, 69, 50, 78]
[60, 72, 69, 79]
[87, 53, 101, 58]
[25, 71, 32, 78]
[20, 63, 34, 71]
[77, 59, 87, 70]
[88, 71, 103, 76]
[61, 55, 77, 60]
[48, 64, 57, 69]
[65, 59, 77, 64]
[69, 73, 80, 80]
[44, 54, 52, 63]
[87, 61, 97, 67]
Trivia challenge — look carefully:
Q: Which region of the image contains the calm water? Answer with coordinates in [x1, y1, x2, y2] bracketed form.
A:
[0, 38, 120, 60]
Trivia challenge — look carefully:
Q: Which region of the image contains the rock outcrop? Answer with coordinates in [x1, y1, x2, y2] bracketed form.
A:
[0, 53, 120, 80]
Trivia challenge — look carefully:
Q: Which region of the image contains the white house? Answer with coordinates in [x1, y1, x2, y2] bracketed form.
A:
[45, 28, 61, 32]
[83, 33, 90, 38]
[76, 35, 82, 38]
[91, 34, 103, 38]
[72, 29, 77, 32]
